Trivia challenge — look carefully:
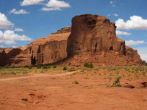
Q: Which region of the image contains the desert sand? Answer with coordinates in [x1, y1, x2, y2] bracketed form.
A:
[0, 68, 146, 110]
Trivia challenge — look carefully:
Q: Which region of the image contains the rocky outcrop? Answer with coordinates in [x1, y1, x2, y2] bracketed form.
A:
[0, 28, 70, 67]
[0, 14, 143, 66]
[67, 14, 126, 56]
[66, 14, 142, 66]
[0, 49, 8, 66]
[28, 30, 69, 66]
[0, 48, 25, 66]
[67, 14, 142, 65]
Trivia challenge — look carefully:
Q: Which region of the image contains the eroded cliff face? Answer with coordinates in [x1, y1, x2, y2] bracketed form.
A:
[0, 48, 23, 66]
[0, 29, 70, 67]
[0, 14, 143, 66]
[67, 14, 126, 56]
[29, 33, 69, 65]
[66, 14, 142, 66]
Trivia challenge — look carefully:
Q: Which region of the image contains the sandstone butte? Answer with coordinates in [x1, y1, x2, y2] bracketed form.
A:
[0, 14, 144, 67]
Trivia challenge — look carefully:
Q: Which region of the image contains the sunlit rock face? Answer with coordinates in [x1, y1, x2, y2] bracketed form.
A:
[67, 14, 126, 56]
[66, 14, 142, 66]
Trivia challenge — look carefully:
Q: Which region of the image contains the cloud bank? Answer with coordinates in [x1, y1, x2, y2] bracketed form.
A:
[0, 30, 31, 47]
[116, 16, 147, 30]
[137, 47, 147, 62]
[42, 0, 70, 11]
[125, 40, 145, 46]
[0, 12, 31, 47]
[116, 30, 131, 36]
[0, 12, 14, 30]
[21, 0, 44, 6]
[10, 9, 29, 15]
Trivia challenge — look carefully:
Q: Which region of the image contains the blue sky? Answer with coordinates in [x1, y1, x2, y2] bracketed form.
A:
[0, 0, 147, 61]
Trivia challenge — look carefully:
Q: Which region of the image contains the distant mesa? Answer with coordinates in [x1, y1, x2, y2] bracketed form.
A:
[0, 14, 143, 66]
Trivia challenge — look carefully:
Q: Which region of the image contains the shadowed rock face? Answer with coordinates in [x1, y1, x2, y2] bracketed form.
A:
[0, 49, 8, 66]
[0, 14, 143, 66]
[0, 48, 22, 66]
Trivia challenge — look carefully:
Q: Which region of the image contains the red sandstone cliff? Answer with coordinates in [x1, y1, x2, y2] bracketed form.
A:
[0, 28, 70, 66]
[0, 14, 143, 66]
[66, 14, 142, 66]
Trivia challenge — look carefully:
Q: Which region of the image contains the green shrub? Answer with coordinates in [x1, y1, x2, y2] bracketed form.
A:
[37, 65, 42, 69]
[63, 66, 67, 70]
[84, 63, 94, 68]
[27, 66, 32, 69]
[53, 65, 56, 68]
[112, 76, 121, 87]
[68, 67, 76, 72]
[37, 64, 51, 69]
[42, 66, 48, 69]
[11, 72, 17, 75]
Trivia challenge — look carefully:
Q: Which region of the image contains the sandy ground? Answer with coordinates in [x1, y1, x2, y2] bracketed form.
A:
[0, 71, 147, 110]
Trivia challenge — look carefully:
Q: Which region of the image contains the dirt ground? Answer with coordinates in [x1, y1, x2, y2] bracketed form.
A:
[0, 69, 147, 110]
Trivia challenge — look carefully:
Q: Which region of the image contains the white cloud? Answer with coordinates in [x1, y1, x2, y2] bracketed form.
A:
[14, 28, 24, 32]
[116, 15, 147, 30]
[107, 13, 119, 18]
[110, 1, 113, 4]
[21, 0, 44, 6]
[42, 0, 70, 11]
[125, 40, 145, 46]
[10, 8, 29, 15]
[0, 12, 31, 47]
[0, 12, 14, 30]
[42, 7, 61, 11]
[113, 13, 119, 17]
[110, 0, 116, 7]
[135, 47, 147, 62]
[0, 30, 31, 47]
[116, 30, 131, 36]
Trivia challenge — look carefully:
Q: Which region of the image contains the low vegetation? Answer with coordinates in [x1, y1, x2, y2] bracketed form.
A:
[0, 67, 31, 76]
[63, 66, 67, 70]
[84, 63, 94, 68]
[112, 75, 122, 87]
[0, 65, 61, 76]
[0, 65, 147, 79]
[95, 66, 147, 74]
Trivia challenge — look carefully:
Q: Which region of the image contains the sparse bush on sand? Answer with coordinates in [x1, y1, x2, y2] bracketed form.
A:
[53, 65, 57, 68]
[0, 67, 31, 76]
[37, 64, 51, 69]
[112, 76, 121, 87]
[84, 63, 94, 68]
[68, 67, 76, 72]
[63, 66, 67, 70]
